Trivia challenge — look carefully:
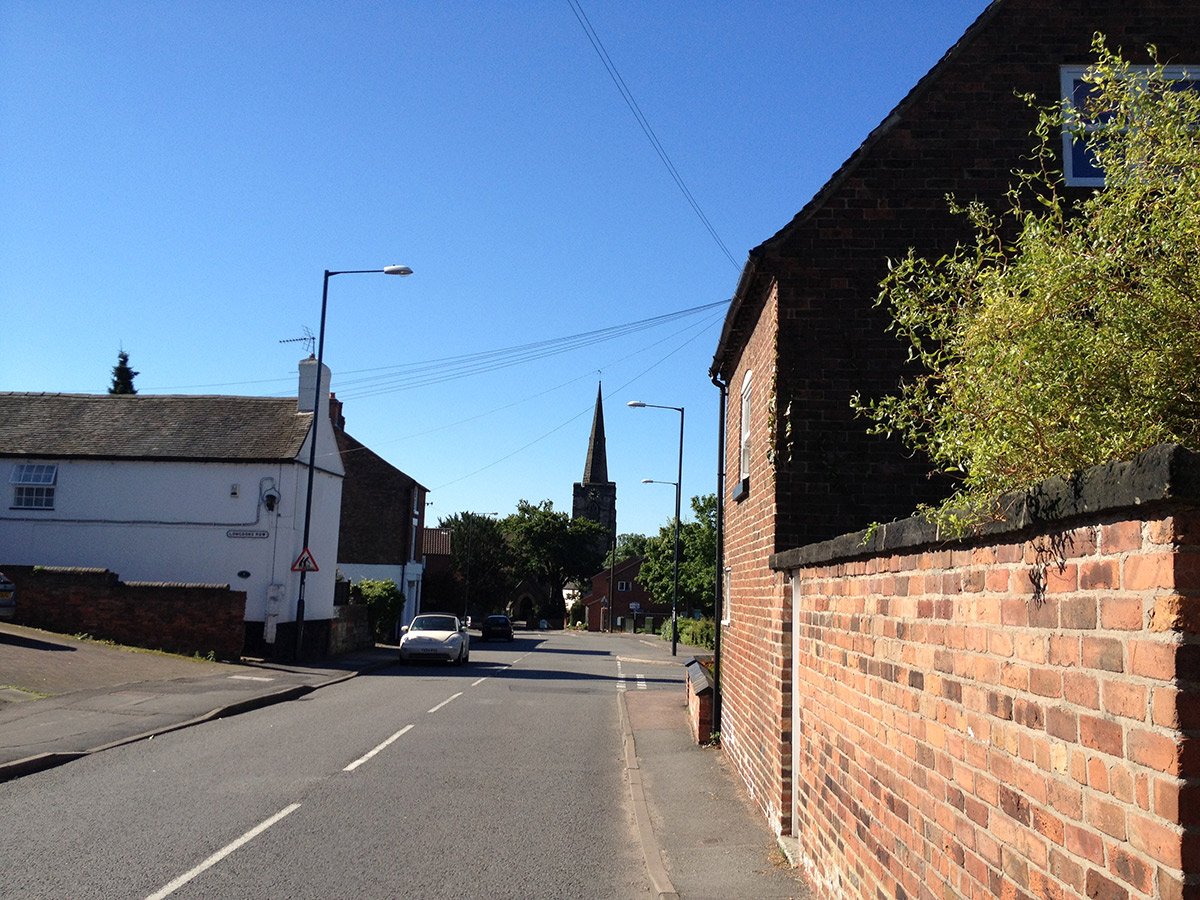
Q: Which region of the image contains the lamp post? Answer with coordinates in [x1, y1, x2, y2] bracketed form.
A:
[462, 512, 498, 625]
[294, 265, 412, 660]
[627, 400, 684, 657]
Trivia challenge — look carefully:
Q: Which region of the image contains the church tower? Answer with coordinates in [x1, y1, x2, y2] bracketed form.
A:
[572, 384, 617, 544]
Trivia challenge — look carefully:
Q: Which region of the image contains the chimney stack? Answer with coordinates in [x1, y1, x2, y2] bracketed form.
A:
[297, 357, 331, 415]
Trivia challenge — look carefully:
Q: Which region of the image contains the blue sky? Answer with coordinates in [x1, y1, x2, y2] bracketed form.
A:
[1, 0, 991, 538]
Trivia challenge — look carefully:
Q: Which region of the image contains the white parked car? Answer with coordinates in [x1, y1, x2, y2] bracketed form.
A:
[398, 614, 470, 664]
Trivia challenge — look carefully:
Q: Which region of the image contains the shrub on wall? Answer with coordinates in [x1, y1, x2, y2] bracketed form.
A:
[853, 38, 1200, 533]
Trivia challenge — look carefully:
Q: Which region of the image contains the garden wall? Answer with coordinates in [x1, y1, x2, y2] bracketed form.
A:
[770, 445, 1200, 899]
[4, 565, 245, 661]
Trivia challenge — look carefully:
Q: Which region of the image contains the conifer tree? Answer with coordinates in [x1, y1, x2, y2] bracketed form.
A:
[108, 350, 139, 395]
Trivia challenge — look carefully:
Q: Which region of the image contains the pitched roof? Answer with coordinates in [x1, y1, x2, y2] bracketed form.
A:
[0, 392, 313, 462]
[711, 1, 1002, 377]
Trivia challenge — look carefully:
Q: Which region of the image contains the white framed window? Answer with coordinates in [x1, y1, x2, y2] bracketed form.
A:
[1061, 65, 1199, 187]
[617, 580, 631, 592]
[11, 463, 58, 509]
[734, 370, 752, 501]
[721, 566, 732, 626]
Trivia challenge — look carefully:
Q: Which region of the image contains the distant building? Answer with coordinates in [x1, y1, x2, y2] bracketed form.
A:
[580, 556, 667, 633]
[330, 394, 428, 630]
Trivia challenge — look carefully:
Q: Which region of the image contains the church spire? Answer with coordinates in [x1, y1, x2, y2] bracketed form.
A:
[582, 382, 609, 485]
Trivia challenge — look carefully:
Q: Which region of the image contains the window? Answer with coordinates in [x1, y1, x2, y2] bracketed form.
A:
[721, 566, 732, 626]
[11, 463, 57, 509]
[1061, 65, 1199, 186]
[733, 371, 752, 501]
[617, 580, 631, 592]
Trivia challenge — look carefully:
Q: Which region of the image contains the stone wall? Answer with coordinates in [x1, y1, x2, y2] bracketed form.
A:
[770, 446, 1200, 899]
[4, 565, 245, 661]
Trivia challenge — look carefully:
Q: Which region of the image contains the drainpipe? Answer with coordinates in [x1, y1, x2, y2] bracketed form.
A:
[710, 369, 727, 734]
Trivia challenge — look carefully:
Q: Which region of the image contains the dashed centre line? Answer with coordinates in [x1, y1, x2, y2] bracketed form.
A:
[344, 724, 414, 772]
[145, 803, 301, 900]
[427, 691, 463, 714]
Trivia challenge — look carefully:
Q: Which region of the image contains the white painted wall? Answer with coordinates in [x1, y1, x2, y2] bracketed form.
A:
[0, 456, 343, 626]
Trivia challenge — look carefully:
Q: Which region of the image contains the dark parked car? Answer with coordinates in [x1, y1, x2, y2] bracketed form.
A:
[0, 572, 14, 621]
[480, 614, 514, 642]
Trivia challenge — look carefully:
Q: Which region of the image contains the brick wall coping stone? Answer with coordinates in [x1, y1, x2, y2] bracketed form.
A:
[771, 442, 1200, 571]
[685, 657, 713, 695]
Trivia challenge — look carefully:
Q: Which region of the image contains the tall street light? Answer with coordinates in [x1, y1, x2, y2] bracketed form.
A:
[627, 400, 684, 657]
[295, 265, 413, 660]
[463, 512, 498, 624]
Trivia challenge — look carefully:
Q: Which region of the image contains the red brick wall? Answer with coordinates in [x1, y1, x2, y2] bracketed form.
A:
[711, 0, 1200, 854]
[781, 506, 1200, 899]
[6, 566, 245, 661]
[721, 284, 795, 833]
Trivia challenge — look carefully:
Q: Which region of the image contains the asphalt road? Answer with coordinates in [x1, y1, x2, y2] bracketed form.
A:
[1, 631, 680, 899]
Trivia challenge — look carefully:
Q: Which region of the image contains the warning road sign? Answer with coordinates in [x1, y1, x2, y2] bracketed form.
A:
[291, 548, 319, 572]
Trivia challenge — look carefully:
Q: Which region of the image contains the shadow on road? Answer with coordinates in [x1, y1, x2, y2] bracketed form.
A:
[0, 632, 76, 652]
[370, 658, 679, 688]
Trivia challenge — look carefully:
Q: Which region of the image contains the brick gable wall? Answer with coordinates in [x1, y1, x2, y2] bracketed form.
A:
[721, 284, 796, 832]
[713, 0, 1200, 852]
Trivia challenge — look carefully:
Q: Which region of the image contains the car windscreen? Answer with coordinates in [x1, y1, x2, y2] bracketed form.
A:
[411, 616, 457, 631]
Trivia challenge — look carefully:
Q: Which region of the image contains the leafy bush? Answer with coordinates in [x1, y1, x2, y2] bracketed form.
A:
[354, 579, 405, 641]
[853, 39, 1200, 534]
[660, 616, 715, 650]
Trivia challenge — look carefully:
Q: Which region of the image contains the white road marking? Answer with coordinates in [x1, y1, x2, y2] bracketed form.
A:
[471, 677, 487, 686]
[427, 692, 463, 714]
[637, 675, 647, 691]
[343, 724, 414, 772]
[616, 660, 626, 692]
[145, 803, 301, 900]
[229, 675, 274, 682]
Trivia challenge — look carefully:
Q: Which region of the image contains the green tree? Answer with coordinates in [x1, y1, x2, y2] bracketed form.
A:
[853, 39, 1200, 533]
[605, 532, 650, 568]
[439, 511, 514, 620]
[638, 494, 717, 619]
[108, 350, 139, 395]
[502, 500, 607, 620]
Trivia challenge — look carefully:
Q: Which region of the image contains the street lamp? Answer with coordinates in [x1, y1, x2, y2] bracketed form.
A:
[628, 400, 684, 657]
[463, 512, 498, 624]
[295, 265, 413, 660]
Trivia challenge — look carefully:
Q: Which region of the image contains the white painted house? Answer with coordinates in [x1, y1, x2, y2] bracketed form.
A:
[0, 359, 343, 652]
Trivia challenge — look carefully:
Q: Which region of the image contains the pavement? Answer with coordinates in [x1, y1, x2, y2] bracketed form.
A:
[0, 622, 809, 899]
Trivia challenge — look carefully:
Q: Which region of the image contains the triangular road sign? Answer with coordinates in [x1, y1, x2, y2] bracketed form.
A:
[291, 548, 319, 572]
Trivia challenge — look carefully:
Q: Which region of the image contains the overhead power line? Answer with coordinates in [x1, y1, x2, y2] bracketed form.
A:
[566, 0, 741, 270]
[334, 299, 728, 399]
[146, 299, 727, 395]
